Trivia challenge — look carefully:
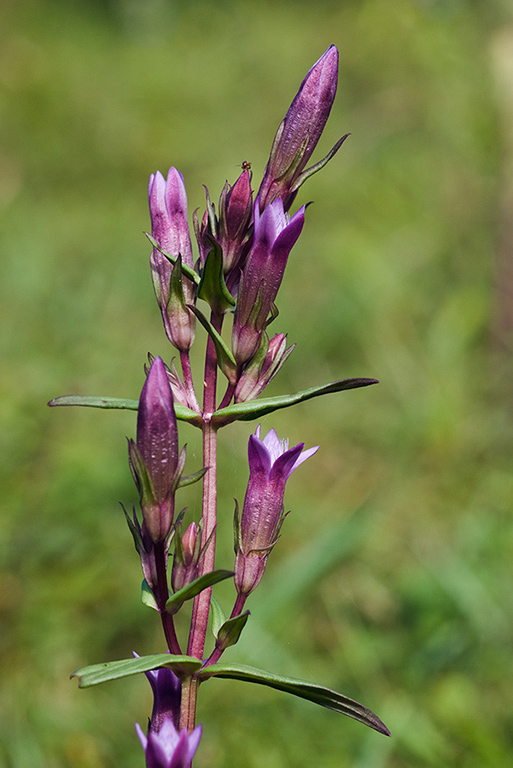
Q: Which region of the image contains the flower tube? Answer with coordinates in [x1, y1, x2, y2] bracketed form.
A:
[231, 198, 304, 366]
[234, 426, 318, 596]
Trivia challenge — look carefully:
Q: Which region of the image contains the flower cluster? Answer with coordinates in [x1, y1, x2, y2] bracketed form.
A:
[147, 45, 346, 407]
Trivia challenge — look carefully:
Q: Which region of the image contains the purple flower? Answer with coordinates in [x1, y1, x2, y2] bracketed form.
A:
[136, 718, 202, 768]
[258, 45, 347, 212]
[149, 168, 195, 351]
[231, 198, 304, 366]
[234, 426, 318, 595]
[128, 357, 184, 543]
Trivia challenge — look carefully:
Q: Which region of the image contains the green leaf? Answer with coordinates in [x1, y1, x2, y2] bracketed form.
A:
[48, 394, 202, 426]
[165, 569, 234, 615]
[197, 239, 235, 313]
[145, 232, 201, 286]
[48, 394, 139, 410]
[197, 663, 390, 736]
[215, 611, 250, 650]
[71, 654, 202, 688]
[141, 579, 158, 611]
[210, 595, 226, 638]
[213, 378, 379, 424]
[188, 306, 237, 385]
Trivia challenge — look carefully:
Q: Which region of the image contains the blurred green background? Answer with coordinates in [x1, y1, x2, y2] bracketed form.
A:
[2, 0, 513, 765]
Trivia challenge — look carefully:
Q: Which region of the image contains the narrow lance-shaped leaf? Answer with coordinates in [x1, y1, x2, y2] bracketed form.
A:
[165, 569, 235, 615]
[213, 378, 379, 425]
[71, 654, 203, 688]
[197, 663, 390, 736]
[48, 395, 203, 426]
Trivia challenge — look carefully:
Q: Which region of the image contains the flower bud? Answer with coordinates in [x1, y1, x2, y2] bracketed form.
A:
[258, 45, 346, 212]
[146, 355, 190, 410]
[149, 168, 195, 351]
[129, 357, 180, 543]
[218, 169, 253, 276]
[171, 522, 201, 593]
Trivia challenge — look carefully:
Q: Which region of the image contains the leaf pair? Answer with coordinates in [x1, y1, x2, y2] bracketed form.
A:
[71, 654, 390, 737]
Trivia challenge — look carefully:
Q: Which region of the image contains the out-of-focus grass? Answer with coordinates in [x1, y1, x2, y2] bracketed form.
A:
[2, 0, 513, 766]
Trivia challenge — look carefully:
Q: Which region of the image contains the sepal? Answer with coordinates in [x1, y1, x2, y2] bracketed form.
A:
[289, 133, 350, 195]
[234, 332, 294, 403]
[197, 238, 236, 314]
[127, 439, 155, 508]
[145, 232, 201, 285]
[165, 255, 196, 352]
[141, 579, 159, 611]
[214, 611, 250, 651]
[210, 595, 226, 638]
[177, 466, 208, 489]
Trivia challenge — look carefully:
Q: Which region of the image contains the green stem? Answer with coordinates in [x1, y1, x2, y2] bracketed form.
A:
[179, 675, 199, 734]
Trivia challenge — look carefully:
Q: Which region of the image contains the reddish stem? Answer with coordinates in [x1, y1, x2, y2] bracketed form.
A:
[203, 592, 248, 667]
[181, 312, 223, 731]
[154, 542, 182, 655]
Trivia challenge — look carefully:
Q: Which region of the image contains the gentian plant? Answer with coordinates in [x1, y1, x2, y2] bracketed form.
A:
[50, 45, 390, 766]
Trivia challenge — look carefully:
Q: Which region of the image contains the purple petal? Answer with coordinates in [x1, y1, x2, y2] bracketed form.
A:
[270, 443, 305, 482]
[135, 722, 148, 751]
[248, 434, 272, 477]
[187, 724, 203, 762]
